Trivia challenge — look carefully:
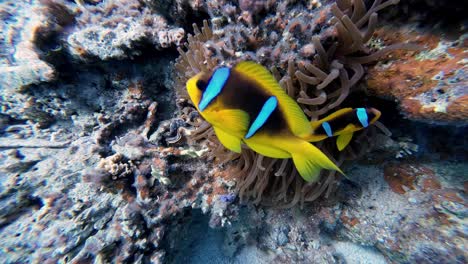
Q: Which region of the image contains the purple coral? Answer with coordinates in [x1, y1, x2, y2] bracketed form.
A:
[219, 193, 236, 203]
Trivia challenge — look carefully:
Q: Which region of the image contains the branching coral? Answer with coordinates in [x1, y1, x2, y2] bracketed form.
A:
[174, 0, 409, 207]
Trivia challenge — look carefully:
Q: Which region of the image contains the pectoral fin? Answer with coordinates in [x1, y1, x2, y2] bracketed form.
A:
[213, 127, 242, 153]
[336, 133, 353, 151]
[208, 109, 250, 138]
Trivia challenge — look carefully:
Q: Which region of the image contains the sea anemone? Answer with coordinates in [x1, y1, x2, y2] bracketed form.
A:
[174, 0, 412, 208]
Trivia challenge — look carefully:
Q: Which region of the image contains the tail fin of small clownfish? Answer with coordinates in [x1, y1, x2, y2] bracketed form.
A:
[304, 107, 381, 151]
[290, 139, 344, 182]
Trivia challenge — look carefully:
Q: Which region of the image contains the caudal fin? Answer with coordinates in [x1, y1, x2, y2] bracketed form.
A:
[290, 140, 344, 182]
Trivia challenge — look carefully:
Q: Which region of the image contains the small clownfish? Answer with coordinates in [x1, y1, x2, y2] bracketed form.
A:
[306, 107, 381, 151]
[186, 61, 380, 182]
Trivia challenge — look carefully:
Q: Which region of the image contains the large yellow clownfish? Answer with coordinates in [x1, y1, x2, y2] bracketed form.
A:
[186, 61, 380, 182]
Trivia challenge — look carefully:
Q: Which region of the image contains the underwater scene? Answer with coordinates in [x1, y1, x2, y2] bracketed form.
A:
[0, 0, 466, 263]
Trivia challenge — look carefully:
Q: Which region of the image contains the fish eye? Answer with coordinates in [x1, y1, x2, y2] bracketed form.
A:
[196, 79, 208, 91]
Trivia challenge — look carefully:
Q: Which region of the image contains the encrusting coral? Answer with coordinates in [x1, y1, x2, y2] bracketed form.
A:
[174, 0, 417, 207]
[67, 0, 185, 60]
[366, 26, 467, 124]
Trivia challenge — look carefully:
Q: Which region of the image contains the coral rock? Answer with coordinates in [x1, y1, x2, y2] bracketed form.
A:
[366, 26, 467, 124]
[0, 0, 55, 91]
[68, 0, 185, 60]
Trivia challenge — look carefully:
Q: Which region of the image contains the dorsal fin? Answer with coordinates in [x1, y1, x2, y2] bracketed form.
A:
[310, 108, 354, 127]
[234, 61, 311, 137]
[310, 107, 354, 135]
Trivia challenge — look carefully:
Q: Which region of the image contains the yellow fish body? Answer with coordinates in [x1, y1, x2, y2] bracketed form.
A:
[186, 61, 380, 182]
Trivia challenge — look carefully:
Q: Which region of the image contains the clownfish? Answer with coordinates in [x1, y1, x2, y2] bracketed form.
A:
[307, 107, 381, 150]
[186, 61, 380, 182]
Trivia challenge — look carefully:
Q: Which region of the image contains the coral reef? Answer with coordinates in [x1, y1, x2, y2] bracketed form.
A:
[68, 0, 185, 60]
[0, 55, 237, 263]
[0, 0, 466, 263]
[336, 161, 467, 263]
[366, 26, 467, 124]
[164, 152, 467, 263]
[0, 0, 55, 91]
